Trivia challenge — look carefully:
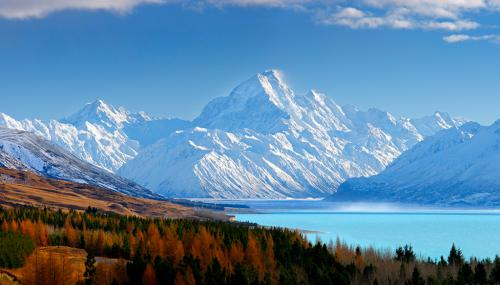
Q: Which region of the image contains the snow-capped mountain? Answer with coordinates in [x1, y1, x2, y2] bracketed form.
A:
[118, 70, 465, 199]
[0, 100, 190, 172]
[332, 121, 500, 207]
[0, 128, 158, 199]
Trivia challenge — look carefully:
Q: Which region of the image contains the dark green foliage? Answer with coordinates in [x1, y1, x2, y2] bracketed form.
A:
[228, 263, 260, 285]
[0, 232, 35, 268]
[79, 233, 86, 248]
[126, 248, 147, 285]
[154, 256, 175, 285]
[406, 267, 425, 285]
[84, 252, 96, 285]
[104, 242, 121, 258]
[180, 254, 203, 284]
[457, 263, 473, 284]
[473, 262, 487, 285]
[491, 256, 500, 284]
[205, 258, 227, 285]
[121, 235, 131, 259]
[448, 244, 464, 266]
[395, 245, 416, 263]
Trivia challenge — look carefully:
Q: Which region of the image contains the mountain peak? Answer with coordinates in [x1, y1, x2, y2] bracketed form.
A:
[193, 70, 296, 133]
[259, 69, 284, 82]
[63, 99, 130, 129]
[231, 69, 292, 101]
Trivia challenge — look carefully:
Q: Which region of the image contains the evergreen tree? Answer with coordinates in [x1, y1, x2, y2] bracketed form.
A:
[83, 252, 96, 285]
[406, 267, 425, 285]
[395, 245, 416, 263]
[490, 256, 500, 284]
[457, 263, 473, 284]
[206, 258, 226, 285]
[79, 233, 86, 249]
[127, 248, 147, 284]
[154, 256, 175, 285]
[448, 244, 464, 266]
[473, 262, 487, 285]
[122, 235, 131, 259]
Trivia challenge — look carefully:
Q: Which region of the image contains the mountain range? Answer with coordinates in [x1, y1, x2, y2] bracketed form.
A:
[332, 121, 500, 207]
[0, 128, 158, 199]
[0, 70, 465, 199]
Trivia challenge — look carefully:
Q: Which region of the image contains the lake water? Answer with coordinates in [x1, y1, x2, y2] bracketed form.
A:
[228, 200, 500, 260]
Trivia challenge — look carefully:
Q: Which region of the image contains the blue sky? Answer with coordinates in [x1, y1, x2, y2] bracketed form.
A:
[0, 1, 500, 124]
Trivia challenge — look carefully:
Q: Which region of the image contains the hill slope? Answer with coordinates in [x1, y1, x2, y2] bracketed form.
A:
[0, 128, 158, 199]
[0, 167, 201, 218]
[332, 121, 500, 207]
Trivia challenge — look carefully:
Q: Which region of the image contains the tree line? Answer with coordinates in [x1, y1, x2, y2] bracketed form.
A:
[0, 206, 499, 285]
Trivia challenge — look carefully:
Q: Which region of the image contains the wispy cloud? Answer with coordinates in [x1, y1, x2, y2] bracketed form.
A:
[443, 34, 500, 43]
[1, 0, 500, 36]
[314, 0, 496, 32]
[0, 0, 167, 19]
[0, 0, 313, 20]
[317, 6, 481, 31]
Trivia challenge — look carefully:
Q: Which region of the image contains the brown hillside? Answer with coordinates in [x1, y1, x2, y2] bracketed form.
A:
[0, 167, 211, 219]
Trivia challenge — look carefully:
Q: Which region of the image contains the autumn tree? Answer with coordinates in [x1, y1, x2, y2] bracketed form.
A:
[65, 217, 78, 247]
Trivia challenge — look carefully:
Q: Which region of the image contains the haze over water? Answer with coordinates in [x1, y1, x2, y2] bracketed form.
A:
[231, 200, 500, 260]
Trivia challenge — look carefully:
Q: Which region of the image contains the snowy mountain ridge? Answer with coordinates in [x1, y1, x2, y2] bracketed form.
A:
[0, 100, 189, 172]
[0, 70, 466, 199]
[331, 120, 500, 206]
[119, 70, 465, 198]
[0, 128, 158, 199]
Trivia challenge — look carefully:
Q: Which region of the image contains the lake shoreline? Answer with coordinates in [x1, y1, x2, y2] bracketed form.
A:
[225, 200, 500, 260]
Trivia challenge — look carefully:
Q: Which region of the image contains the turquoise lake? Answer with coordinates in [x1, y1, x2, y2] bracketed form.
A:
[229, 200, 500, 260]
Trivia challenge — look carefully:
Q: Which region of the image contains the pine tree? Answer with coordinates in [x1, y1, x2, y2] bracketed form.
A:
[84, 252, 96, 285]
[122, 235, 131, 259]
[458, 263, 473, 284]
[490, 256, 500, 284]
[447, 244, 464, 266]
[474, 262, 487, 285]
[406, 267, 425, 285]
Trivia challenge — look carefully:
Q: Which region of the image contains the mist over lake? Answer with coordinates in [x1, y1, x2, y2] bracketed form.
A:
[229, 200, 500, 260]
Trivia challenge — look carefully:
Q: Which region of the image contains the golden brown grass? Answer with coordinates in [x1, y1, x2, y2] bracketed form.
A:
[0, 168, 198, 219]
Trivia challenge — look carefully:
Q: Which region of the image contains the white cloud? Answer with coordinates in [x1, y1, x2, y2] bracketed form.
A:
[425, 20, 480, 31]
[362, 0, 486, 19]
[0, 0, 499, 37]
[318, 6, 481, 31]
[0, 0, 166, 19]
[443, 33, 500, 43]
[203, 0, 310, 7]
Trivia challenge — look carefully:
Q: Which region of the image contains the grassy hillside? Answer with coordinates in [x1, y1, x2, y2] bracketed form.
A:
[0, 168, 221, 220]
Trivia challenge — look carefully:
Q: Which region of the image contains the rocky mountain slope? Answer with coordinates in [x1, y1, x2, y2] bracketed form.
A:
[331, 121, 500, 207]
[118, 70, 464, 198]
[0, 70, 465, 199]
[0, 128, 158, 199]
[0, 100, 189, 172]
